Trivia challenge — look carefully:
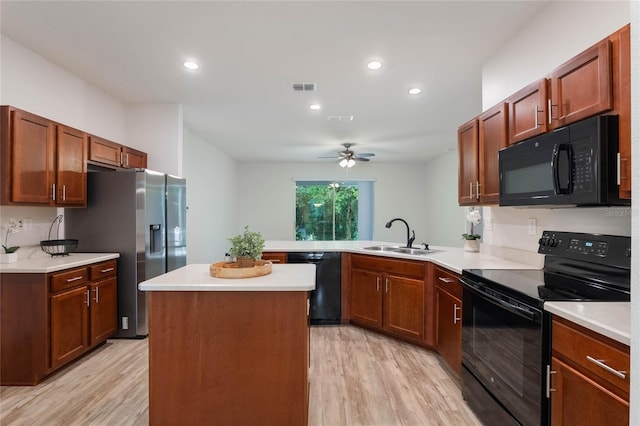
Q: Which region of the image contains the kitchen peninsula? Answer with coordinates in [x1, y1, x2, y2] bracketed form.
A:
[138, 263, 315, 426]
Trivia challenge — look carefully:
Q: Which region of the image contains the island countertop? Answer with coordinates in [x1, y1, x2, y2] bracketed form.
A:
[139, 263, 316, 291]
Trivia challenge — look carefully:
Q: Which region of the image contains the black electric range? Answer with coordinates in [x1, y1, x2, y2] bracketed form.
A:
[460, 231, 630, 426]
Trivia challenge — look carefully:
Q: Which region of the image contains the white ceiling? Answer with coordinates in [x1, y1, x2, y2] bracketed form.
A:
[0, 1, 548, 164]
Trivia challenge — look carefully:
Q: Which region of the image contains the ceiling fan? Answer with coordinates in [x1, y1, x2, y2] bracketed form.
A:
[319, 143, 375, 168]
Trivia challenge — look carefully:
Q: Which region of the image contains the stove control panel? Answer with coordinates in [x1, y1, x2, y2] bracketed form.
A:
[538, 230, 630, 268]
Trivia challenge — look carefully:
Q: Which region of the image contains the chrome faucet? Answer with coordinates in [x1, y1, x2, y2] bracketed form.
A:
[385, 218, 415, 248]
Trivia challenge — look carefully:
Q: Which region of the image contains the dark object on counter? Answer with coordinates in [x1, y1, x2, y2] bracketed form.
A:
[385, 217, 415, 248]
[40, 239, 78, 256]
[460, 230, 630, 426]
[287, 252, 341, 325]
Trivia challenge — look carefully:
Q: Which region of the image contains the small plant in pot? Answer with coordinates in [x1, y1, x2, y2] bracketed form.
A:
[1, 218, 24, 263]
[461, 207, 481, 252]
[228, 225, 265, 268]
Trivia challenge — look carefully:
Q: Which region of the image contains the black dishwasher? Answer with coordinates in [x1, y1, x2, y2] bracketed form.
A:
[287, 252, 341, 325]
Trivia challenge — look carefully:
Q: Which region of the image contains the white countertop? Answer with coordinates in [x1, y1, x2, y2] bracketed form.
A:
[545, 301, 630, 346]
[0, 251, 120, 273]
[139, 263, 316, 292]
[265, 240, 538, 274]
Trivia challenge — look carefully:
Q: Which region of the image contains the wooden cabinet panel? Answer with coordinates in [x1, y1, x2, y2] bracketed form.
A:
[262, 252, 288, 263]
[350, 268, 382, 328]
[384, 274, 424, 340]
[551, 357, 628, 426]
[435, 286, 462, 376]
[457, 118, 479, 205]
[89, 259, 117, 281]
[90, 277, 117, 345]
[122, 146, 147, 169]
[89, 135, 121, 167]
[351, 254, 424, 278]
[478, 102, 508, 204]
[50, 286, 89, 368]
[50, 267, 88, 293]
[0, 107, 55, 205]
[610, 24, 631, 199]
[56, 125, 87, 206]
[549, 39, 612, 129]
[508, 79, 548, 144]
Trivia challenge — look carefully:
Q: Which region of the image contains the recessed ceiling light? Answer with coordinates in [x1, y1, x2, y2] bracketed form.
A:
[408, 87, 422, 95]
[367, 60, 383, 70]
[183, 61, 199, 70]
[309, 104, 322, 110]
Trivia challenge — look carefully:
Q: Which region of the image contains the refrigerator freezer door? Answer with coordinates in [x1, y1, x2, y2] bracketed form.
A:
[166, 175, 187, 272]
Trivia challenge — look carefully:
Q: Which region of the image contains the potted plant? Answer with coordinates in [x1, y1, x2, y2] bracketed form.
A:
[228, 225, 265, 268]
[1, 218, 24, 263]
[461, 207, 481, 252]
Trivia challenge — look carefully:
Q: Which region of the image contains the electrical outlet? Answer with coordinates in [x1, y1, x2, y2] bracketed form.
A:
[528, 218, 537, 235]
[122, 316, 129, 330]
[23, 218, 33, 230]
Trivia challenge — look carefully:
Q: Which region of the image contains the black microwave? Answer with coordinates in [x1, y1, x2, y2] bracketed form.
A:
[498, 115, 629, 207]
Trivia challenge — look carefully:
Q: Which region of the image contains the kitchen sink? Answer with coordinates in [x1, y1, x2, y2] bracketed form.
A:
[362, 245, 443, 256]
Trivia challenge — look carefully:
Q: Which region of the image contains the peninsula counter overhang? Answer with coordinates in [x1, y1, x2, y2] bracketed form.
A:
[138, 263, 316, 292]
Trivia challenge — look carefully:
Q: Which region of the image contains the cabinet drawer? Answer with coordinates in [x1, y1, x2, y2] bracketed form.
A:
[351, 254, 424, 278]
[51, 267, 88, 292]
[553, 317, 630, 396]
[89, 260, 117, 280]
[433, 265, 462, 299]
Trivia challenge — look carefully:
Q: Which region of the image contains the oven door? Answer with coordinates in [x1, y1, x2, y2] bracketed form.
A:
[461, 278, 545, 426]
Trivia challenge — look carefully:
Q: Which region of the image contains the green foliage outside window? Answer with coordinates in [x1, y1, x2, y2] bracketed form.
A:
[295, 183, 358, 241]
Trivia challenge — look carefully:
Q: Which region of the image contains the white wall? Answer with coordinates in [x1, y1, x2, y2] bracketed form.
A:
[481, 1, 632, 254]
[125, 104, 183, 177]
[236, 162, 434, 245]
[183, 129, 238, 263]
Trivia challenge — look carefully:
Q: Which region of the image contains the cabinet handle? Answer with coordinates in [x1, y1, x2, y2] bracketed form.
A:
[586, 356, 627, 379]
[534, 105, 539, 128]
[126, 153, 129, 167]
[376, 276, 380, 292]
[101, 267, 115, 273]
[617, 153, 621, 186]
[476, 181, 480, 199]
[120, 151, 124, 165]
[548, 99, 559, 122]
[469, 182, 473, 199]
[94, 287, 99, 303]
[52, 183, 56, 201]
[546, 364, 557, 398]
[385, 278, 390, 293]
[453, 304, 461, 325]
[85, 289, 90, 306]
[66, 276, 84, 283]
[438, 276, 455, 283]
[62, 184, 66, 201]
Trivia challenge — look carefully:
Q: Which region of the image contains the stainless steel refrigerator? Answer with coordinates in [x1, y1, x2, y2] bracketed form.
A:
[65, 169, 187, 338]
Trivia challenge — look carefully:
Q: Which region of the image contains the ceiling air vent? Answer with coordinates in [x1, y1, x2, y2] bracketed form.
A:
[292, 83, 316, 92]
[327, 115, 354, 121]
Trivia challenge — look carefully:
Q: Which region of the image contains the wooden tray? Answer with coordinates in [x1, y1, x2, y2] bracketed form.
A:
[209, 260, 272, 279]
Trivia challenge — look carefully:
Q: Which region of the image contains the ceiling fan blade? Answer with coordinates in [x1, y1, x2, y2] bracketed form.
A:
[353, 157, 370, 162]
[318, 156, 341, 159]
[357, 152, 375, 157]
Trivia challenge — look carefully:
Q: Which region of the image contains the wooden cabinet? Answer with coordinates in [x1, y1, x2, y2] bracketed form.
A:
[261, 252, 288, 264]
[550, 316, 629, 425]
[610, 25, 631, 200]
[0, 259, 117, 385]
[349, 254, 428, 343]
[457, 118, 479, 205]
[0, 106, 87, 207]
[432, 264, 462, 376]
[508, 79, 548, 144]
[478, 103, 508, 204]
[548, 39, 612, 130]
[89, 135, 147, 169]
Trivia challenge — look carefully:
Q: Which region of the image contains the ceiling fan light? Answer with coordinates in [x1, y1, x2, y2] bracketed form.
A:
[367, 60, 382, 70]
[347, 159, 356, 168]
[339, 158, 348, 168]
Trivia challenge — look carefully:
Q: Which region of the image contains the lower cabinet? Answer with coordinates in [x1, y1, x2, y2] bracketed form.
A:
[550, 316, 630, 425]
[0, 259, 117, 385]
[261, 251, 288, 264]
[349, 254, 427, 342]
[433, 263, 462, 376]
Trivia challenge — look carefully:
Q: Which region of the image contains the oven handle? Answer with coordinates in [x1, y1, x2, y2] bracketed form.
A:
[460, 278, 538, 321]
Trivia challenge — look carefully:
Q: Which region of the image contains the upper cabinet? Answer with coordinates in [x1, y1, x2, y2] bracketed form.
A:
[1, 106, 87, 207]
[459, 24, 631, 205]
[89, 135, 147, 169]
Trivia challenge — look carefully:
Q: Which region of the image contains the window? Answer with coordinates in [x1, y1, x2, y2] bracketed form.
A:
[295, 180, 373, 241]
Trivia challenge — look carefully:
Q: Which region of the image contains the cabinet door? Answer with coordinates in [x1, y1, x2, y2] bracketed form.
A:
[549, 39, 612, 129]
[350, 269, 382, 328]
[90, 277, 117, 345]
[613, 25, 631, 200]
[551, 357, 629, 426]
[122, 146, 147, 169]
[383, 274, 424, 340]
[435, 286, 462, 376]
[508, 79, 548, 144]
[89, 135, 122, 167]
[56, 125, 87, 206]
[51, 286, 89, 368]
[261, 252, 288, 264]
[478, 102, 508, 204]
[1, 107, 55, 205]
[457, 118, 479, 205]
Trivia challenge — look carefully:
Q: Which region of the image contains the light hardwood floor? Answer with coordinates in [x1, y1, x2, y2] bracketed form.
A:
[1, 326, 481, 426]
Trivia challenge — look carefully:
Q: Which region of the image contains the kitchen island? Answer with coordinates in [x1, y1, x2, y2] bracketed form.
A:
[139, 263, 315, 426]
